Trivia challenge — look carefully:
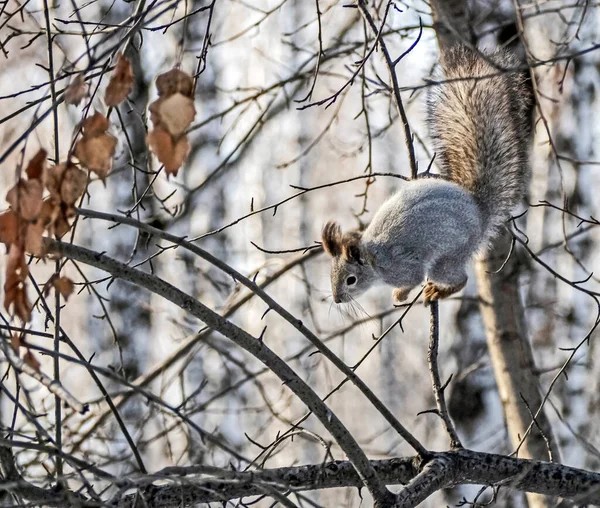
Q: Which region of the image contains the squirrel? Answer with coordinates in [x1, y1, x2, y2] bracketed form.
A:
[322, 45, 530, 305]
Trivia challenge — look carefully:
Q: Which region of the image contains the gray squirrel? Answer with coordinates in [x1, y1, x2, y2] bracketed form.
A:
[322, 46, 530, 305]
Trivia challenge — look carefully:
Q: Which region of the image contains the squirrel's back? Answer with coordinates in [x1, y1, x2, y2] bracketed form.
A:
[428, 46, 530, 242]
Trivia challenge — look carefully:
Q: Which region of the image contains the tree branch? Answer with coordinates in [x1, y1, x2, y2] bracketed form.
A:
[45, 238, 393, 506]
[356, 1, 418, 179]
[0, 338, 88, 414]
[76, 207, 427, 457]
[427, 301, 462, 448]
[105, 449, 600, 506]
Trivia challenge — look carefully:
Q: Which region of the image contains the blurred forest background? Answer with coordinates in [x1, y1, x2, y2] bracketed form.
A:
[0, 0, 599, 506]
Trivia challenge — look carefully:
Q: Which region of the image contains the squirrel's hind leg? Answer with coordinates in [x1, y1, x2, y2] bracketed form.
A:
[424, 256, 469, 305]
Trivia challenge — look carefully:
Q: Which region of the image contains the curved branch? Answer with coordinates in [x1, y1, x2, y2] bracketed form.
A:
[45, 238, 392, 505]
[76, 207, 427, 457]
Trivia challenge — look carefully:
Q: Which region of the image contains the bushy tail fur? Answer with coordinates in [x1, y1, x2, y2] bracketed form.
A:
[428, 46, 530, 241]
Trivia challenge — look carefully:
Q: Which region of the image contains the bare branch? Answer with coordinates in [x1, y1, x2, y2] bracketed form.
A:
[0, 338, 88, 414]
[45, 237, 393, 505]
[427, 301, 462, 449]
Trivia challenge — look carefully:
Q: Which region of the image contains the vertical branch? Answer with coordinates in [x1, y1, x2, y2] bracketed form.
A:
[52, 260, 62, 483]
[41, 0, 62, 484]
[357, 1, 418, 179]
[428, 301, 462, 449]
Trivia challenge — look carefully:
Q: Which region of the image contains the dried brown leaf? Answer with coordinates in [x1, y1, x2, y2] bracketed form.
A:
[47, 163, 88, 206]
[152, 93, 196, 137]
[53, 276, 74, 300]
[23, 350, 40, 371]
[10, 333, 21, 353]
[6, 179, 44, 221]
[147, 127, 190, 176]
[54, 206, 75, 239]
[0, 210, 18, 246]
[74, 113, 117, 177]
[24, 220, 45, 257]
[156, 68, 193, 98]
[105, 53, 134, 107]
[37, 199, 60, 230]
[81, 112, 109, 136]
[65, 75, 88, 106]
[74, 133, 117, 178]
[25, 149, 47, 181]
[4, 246, 31, 323]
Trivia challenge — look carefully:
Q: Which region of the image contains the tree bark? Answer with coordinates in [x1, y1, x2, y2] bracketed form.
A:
[475, 232, 561, 507]
[4, 447, 594, 507]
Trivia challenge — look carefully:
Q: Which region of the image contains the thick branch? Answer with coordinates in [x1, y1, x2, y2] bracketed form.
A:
[475, 231, 561, 461]
[108, 449, 600, 507]
[69, 247, 322, 455]
[45, 239, 393, 505]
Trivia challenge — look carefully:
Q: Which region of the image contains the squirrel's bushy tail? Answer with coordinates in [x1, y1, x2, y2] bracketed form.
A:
[428, 46, 530, 242]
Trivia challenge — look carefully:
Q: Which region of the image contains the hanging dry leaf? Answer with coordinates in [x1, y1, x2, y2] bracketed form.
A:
[53, 206, 75, 238]
[47, 162, 88, 206]
[36, 199, 60, 230]
[156, 68, 193, 98]
[147, 69, 195, 176]
[74, 135, 117, 178]
[147, 127, 190, 176]
[150, 93, 196, 137]
[25, 149, 47, 181]
[6, 179, 44, 221]
[23, 350, 40, 372]
[0, 210, 18, 246]
[24, 220, 45, 257]
[74, 113, 117, 178]
[53, 276, 74, 300]
[65, 75, 88, 106]
[4, 246, 32, 323]
[81, 111, 110, 136]
[105, 53, 134, 107]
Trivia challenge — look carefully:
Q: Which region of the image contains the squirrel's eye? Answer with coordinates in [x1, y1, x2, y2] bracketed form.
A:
[346, 276, 357, 286]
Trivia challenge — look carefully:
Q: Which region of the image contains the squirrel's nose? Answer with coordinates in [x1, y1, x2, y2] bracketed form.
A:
[333, 294, 341, 304]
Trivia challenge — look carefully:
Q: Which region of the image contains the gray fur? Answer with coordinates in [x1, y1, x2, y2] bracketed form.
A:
[324, 46, 530, 304]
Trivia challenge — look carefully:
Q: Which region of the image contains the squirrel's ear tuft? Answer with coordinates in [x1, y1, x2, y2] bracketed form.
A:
[321, 221, 342, 257]
[341, 231, 363, 264]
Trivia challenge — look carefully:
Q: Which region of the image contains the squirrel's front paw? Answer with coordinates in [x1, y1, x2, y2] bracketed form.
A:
[423, 282, 442, 305]
[393, 287, 411, 304]
[423, 280, 465, 305]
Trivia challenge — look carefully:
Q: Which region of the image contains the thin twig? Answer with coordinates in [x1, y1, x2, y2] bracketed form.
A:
[0, 339, 88, 415]
[427, 301, 462, 449]
[357, 0, 418, 179]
